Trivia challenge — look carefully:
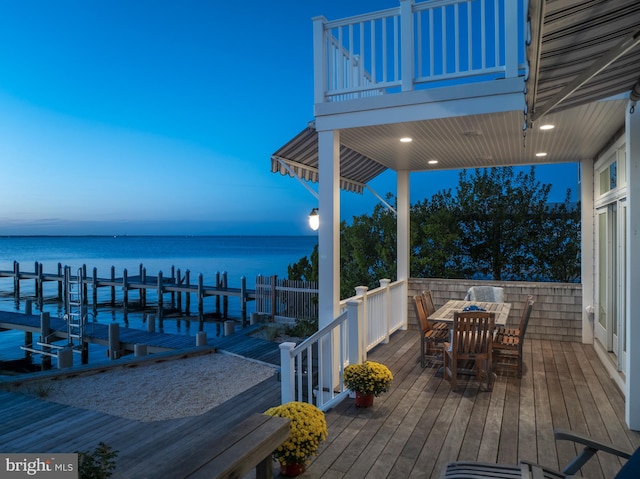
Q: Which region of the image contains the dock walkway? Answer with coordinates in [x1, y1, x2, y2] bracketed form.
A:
[0, 309, 281, 368]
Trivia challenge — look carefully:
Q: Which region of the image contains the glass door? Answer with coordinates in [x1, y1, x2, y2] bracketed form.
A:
[617, 201, 627, 370]
[595, 207, 612, 349]
[595, 202, 627, 374]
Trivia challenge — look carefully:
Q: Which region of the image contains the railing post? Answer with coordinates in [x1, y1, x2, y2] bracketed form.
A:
[504, 0, 518, 78]
[400, 0, 414, 91]
[355, 286, 368, 354]
[312, 16, 328, 104]
[280, 342, 296, 404]
[347, 300, 363, 365]
[380, 279, 392, 344]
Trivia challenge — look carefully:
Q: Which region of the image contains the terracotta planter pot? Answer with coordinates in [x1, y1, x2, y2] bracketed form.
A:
[280, 461, 305, 476]
[355, 391, 374, 408]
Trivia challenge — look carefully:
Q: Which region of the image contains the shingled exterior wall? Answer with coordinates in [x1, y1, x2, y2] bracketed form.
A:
[408, 278, 583, 342]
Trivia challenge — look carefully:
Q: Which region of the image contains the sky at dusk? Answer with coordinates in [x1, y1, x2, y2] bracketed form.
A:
[0, 0, 579, 236]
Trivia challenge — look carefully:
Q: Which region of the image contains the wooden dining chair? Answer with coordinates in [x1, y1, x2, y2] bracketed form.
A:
[443, 311, 495, 390]
[420, 290, 448, 332]
[413, 294, 449, 367]
[493, 295, 535, 378]
[464, 285, 505, 303]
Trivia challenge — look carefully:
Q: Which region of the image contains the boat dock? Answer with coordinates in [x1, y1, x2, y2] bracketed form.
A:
[0, 308, 281, 372]
[0, 260, 257, 323]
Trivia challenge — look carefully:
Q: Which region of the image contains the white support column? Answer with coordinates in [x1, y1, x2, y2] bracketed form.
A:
[318, 129, 341, 327]
[318, 129, 341, 394]
[625, 105, 640, 430]
[580, 159, 595, 344]
[397, 170, 410, 330]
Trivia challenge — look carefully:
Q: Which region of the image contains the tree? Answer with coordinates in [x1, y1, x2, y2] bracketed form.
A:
[288, 244, 318, 282]
[339, 199, 397, 298]
[411, 189, 465, 279]
[454, 167, 554, 280]
[287, 166, 580, 297]
[530, 193, 581, 282]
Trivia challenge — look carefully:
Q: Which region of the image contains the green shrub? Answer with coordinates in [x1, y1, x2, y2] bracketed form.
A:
[76, 442, 118, 479]
[287, 318, 318, 338]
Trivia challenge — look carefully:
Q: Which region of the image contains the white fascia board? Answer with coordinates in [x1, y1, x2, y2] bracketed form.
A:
[314, 77, 526, 131]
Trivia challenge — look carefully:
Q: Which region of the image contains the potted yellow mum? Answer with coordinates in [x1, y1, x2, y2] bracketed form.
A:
[264, 401, 328, 476]
[343, 360, 393, 407]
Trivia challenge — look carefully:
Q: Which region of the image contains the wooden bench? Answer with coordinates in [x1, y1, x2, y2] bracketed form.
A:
[153, 413, 290, 478]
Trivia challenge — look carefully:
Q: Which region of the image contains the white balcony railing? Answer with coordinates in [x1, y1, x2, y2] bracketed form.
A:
[313, 0, 524, 104]
[279, 278, 407, 411]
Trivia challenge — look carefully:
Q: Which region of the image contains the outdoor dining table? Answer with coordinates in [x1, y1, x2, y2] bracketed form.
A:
[428, 299, 512, 381]
[427, 299, 511, 326]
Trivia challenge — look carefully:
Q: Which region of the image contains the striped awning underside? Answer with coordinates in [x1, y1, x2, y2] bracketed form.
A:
[271, 124, 387, 194]
[528, 0, 640, 121]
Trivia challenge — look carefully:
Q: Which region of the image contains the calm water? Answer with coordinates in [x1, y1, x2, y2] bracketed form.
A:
[0, 235, 317, 366]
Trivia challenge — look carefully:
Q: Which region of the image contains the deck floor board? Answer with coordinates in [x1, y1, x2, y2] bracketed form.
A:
[1, 329, 638, 478]
[305, 330, 640, 478]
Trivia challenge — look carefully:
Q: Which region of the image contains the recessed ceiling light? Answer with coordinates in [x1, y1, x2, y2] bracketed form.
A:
[539, 124, 555, 130]
[400, 137, 412, 143]
[428, 160, 438, 165]
[536, 152, 547, 157]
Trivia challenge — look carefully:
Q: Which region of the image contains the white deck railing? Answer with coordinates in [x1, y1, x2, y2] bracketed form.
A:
[313, 0, 524, 103]
[280, 278, 407, 411]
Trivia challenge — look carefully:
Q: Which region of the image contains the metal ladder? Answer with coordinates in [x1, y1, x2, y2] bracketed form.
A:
[64, 266, 86, 350]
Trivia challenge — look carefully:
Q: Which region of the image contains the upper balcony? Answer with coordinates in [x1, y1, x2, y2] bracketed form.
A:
[313, 0, 527, 113]
[303, 0, 636, 176]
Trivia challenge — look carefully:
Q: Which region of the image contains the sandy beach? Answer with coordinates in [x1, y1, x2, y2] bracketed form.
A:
[6, 352, 278, 422]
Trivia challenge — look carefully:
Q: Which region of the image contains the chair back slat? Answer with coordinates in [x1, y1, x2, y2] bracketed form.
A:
[452, 311, 495, 355]
[421, 290, 437, 317]
[518, 296, 535, 340]
[413, 295, 429, 333]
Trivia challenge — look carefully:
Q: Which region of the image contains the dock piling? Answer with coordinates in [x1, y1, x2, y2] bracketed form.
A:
[40, 312, 52, 370]
[157, 271, 164, 327]
[57, 347, 73, 369]
[57, 263, 63, 300]
[198, 274, 204, 330]
[241, 276, 247, 325]
[222, 272, 229, 319]
[141, 267, 147, 308]
[122, 268, 129, 312]
[92, 268, 98, 317]
[110, 266, 116, 305]
[108, 322, 120, 360]
[185, 270, 191, 315]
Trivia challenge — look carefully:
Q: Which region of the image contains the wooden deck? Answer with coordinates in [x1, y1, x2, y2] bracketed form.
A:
[304, 330, 640, 478]
[0, 372, 283, 478]
[1, 330, 638, 478]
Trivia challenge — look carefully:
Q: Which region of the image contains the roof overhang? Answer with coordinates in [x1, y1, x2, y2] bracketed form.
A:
[272, 1, 640, 190]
